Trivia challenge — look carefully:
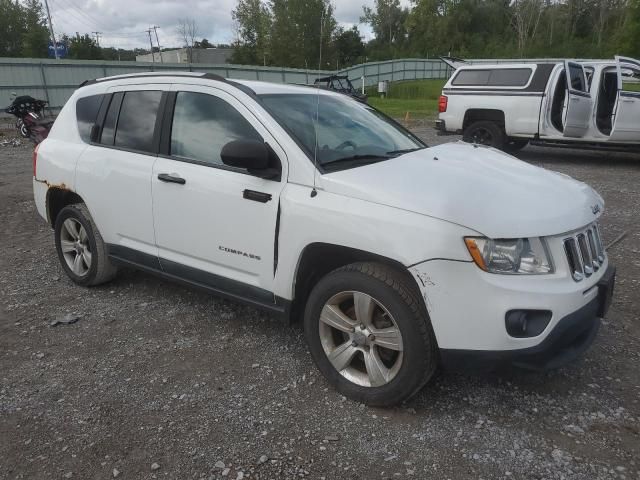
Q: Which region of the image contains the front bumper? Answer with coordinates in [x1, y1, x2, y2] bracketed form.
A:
[410, 256, 616, 372]
[440, 265, 614, 372]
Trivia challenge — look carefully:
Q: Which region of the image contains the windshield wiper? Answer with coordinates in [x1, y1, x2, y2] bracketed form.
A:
[322, 154, 391, 167]
[386, 147, 426, 156]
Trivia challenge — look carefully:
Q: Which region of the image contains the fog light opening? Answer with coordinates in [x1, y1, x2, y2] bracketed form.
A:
[505, 310, 551, 338]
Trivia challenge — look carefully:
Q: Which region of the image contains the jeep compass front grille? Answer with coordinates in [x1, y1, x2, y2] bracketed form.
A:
[563, 223, 605, 281]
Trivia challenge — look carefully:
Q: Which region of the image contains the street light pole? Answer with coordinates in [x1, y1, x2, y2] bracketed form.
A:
[42, 0, 59, 59]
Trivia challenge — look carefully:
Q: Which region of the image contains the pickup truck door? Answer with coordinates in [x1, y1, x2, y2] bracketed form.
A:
[562, 61, 593, 137]
[608, 56, 640, 142]
[151, 85, 288, 308]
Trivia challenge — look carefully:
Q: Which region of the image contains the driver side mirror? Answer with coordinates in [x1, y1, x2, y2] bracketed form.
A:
[221, 139, 280, 180]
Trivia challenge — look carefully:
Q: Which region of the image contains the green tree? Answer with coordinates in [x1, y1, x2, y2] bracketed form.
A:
[194, 38, 214, 48]
[334, 26, 365, 67]
[0, 0, 29, 56]
[68, 33, 102, 60]
[270, 0, 337, 68]
[230, 0, 272, 64]
[21, 0, 50, 58]
[361, 0, 409, 59]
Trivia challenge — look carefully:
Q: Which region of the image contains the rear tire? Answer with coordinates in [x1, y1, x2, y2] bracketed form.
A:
[54, 203, 117, 287]
[463, 120, 505, 150]
[304, 262, 438, 407]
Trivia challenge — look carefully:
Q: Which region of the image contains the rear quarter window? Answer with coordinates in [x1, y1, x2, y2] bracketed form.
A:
[76, 94, 105, 142]
[452, 68, 532, 87]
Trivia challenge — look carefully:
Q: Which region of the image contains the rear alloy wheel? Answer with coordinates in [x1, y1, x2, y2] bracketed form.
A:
[463, 120, 505, 150]
[54, 203, 117, 286]
[304, 262, 438, 407]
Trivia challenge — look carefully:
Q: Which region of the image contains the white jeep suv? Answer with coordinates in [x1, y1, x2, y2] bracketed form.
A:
[33, 72, 615, 406]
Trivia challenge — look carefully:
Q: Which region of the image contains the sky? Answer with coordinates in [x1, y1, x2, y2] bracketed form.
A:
[42, 0, 411, 50]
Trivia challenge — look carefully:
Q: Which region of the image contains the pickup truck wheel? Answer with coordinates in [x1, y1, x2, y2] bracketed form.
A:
[463, 121, 505, 149]
[304, 262, 438, 407]
[54, 203, 117, 287]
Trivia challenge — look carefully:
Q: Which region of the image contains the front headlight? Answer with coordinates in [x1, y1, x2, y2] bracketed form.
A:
[464, 237, 553, 274]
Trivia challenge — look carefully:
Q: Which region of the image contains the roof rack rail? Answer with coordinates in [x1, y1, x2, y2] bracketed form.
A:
[78, 71, 226, 89]
[76, 71, 258, 99]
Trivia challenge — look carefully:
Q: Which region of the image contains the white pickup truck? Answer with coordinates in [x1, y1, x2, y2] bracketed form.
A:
[436, 56, 640, 152]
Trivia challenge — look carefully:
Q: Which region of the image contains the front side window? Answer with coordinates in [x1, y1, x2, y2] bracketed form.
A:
[170, 91, 262, 168]
[112, 90, 162, 152]
[260, 93, 424, 171]
[76, 94, 105, 142]
[568, 65, 587, 92]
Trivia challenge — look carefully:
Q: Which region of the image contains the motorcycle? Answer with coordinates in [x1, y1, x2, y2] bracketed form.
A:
[5, 95, 54, 144]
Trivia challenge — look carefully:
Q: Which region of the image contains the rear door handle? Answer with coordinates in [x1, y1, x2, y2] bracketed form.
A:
[157, 173, 186, 185]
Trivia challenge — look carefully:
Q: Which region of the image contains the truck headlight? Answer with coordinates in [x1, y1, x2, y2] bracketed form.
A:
[464, 237, 553, 274]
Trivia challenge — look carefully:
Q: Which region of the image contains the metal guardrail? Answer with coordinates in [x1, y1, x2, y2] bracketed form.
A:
[0, 57, 451, 113]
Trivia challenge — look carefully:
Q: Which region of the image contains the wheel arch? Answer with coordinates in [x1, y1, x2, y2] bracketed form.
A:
[46, 187, 84, 226]
[463, 109, 506, 130]
[288, 242, 424, 324]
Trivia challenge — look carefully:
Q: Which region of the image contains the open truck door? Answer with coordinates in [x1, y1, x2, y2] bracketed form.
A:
[562, 61, 593, 137]
[608, 56, 640, 142]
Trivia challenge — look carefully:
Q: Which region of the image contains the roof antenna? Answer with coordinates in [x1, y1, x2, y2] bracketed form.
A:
[311, 6, 325, 198]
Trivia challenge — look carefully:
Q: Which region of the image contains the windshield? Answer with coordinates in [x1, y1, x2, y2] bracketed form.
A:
[259, 93, 425, 171]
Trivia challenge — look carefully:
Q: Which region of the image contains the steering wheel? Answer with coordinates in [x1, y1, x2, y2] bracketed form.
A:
[335, 140, 357, 150]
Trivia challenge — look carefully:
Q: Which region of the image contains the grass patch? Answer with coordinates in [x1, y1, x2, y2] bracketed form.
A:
[368, 97, 438, 119]
[366, 79, 446, 119]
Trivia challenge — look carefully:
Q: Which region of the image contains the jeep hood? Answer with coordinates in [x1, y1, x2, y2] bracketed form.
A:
[321, 142, 604, 238]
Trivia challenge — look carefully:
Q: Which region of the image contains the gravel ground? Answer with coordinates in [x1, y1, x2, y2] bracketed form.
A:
[1, 127, 639, 480]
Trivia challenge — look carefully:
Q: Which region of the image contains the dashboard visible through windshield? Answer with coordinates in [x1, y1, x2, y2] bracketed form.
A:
[259, 93, 426, 171]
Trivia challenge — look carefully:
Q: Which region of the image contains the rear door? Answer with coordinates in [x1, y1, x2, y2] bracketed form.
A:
[609, 56, 640, 142]
[563, 61, 593, 137]
[75, 85, 165, 260]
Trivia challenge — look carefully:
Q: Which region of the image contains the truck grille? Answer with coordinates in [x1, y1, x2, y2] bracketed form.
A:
[563, 223, 605, 281]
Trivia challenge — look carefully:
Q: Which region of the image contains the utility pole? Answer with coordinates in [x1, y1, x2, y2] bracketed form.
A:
[42, 0, 59, 59]
[152, 26, 163, 63]
[146, 29, 155, 64]
[92, 32, 102, 47]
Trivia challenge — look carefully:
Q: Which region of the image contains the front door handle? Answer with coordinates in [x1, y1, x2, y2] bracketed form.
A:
[158, 173, 186, 185]
[243, 189, 272, 203]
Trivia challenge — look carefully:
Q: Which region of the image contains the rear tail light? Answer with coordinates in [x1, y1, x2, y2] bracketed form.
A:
[438, 95, 448, 113]
[33, 143, 40, 177]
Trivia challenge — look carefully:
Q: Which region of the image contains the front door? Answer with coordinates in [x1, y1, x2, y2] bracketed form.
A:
[609, 56, 640, 142]
[563, 61, 593, 137]
[151, 85, 287, 305]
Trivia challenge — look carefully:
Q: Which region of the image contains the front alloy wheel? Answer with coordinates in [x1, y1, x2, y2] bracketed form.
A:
[304, 262, 439, 407]
[319, 291, 403, 387]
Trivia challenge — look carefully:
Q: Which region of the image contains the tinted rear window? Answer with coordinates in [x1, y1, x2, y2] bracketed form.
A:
[114, 91, 162, 153]
[452, 68, 532, 87]
[76, 94, 104, 142]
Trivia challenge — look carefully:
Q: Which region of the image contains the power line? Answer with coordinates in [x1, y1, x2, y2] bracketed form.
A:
[146, 29, 155, 64]
[152, 26, 163, 63]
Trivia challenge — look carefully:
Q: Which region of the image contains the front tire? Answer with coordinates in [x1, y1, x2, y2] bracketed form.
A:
[463, 120, 505, 150]
[54, 203, 117, 286]
[304, 262, 438, 407]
